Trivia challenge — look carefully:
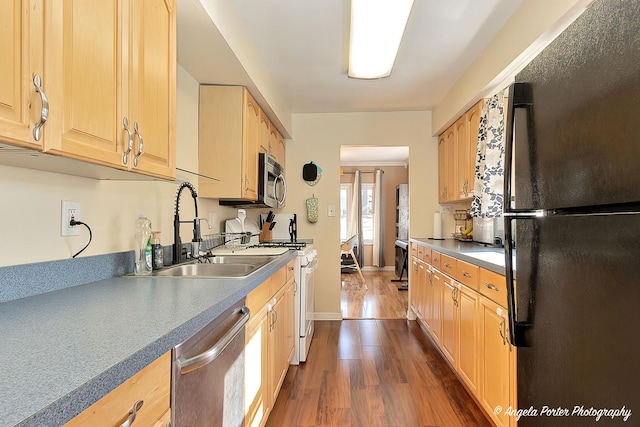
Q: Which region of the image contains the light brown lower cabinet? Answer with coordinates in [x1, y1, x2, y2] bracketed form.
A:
[479, 296, 517, 427]
[152, 409, 172, 427]
[65, 351, 171, 427]
[245, 261, 296, 427]
[457, 284, 479, 396]
[410, 246, 517, 426]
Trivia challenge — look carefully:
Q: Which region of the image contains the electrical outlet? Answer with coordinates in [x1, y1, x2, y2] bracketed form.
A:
[208, 212, 218, 229]
[441, 206, 452, 214]
[61, 201, 81, 237]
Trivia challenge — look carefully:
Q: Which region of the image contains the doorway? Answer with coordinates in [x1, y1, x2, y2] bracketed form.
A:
[339, 146, 409, 319]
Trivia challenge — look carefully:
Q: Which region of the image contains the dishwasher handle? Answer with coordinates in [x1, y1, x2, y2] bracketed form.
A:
[177, 306, 250, 375]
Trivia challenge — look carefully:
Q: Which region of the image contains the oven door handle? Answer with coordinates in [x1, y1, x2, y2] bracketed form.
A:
[304, 258, 318, 273]
[177, 306, 250, 375]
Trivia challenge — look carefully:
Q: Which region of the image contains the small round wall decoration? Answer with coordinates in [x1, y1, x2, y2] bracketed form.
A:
[302, 161, 322, 186]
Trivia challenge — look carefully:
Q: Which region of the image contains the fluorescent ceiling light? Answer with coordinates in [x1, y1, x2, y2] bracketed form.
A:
[348, 0, 414, 79]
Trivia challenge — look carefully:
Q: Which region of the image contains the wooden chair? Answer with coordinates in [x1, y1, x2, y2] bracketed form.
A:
[341, 235, 365, 282]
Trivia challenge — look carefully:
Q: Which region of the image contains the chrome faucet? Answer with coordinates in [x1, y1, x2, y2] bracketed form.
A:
[173, 182, 202, 264]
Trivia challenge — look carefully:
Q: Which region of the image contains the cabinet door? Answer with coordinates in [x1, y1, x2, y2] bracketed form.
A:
[465, 100, 483, 198]
[284, 278, 296, 365]
[258, 109, 270, 155]
[152, 409, 171, 427]
[129, 0, 176, 179]
[423, 266, 433, 330]
[65, 352, 171, 427]
[457, 285, 479, 395]
[479, 296, 515, 427]
[245, 305, 270, 427]
[243, 90, 260, 200]
[455, 115, 468, 200]
[409, 258, 420, 316]
[276, 131, 286, 170]
[441, 277, 458, 366]
[417, 262, 427, 321]
[268, 289, 288, 406]
[0, 0, 43, 149]
[445, 126, 457, 201]
[437, 134, 447, 203]
[44, 0, 125, 168]
[429, 269, 443, 345]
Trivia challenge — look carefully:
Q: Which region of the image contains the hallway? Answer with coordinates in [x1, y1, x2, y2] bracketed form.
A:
[340, 269, 408, 319]
[266, 319, 491, 427]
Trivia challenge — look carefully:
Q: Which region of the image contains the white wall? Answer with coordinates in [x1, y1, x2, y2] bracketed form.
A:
[0, 65, 237, 268]
[432, 0, 591, 134]
[287, 111, 436, 318]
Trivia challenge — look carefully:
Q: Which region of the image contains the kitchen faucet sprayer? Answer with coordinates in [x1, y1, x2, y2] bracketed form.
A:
[173, 182, 202, 264]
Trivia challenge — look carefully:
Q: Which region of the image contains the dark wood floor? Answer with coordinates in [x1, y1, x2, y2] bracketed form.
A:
[266, 319, 491, 427]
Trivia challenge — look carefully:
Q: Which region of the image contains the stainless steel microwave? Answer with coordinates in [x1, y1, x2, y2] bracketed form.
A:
[219, 153, 286, 208]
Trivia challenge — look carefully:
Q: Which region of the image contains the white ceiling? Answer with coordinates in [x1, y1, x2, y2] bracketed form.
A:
[177, 0, 526, 163]
[229, 0, 522, 113]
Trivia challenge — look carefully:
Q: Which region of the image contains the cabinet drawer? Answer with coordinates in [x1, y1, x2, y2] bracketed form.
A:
[270, 265, 287, 296]
[410, 243, 418, 258]
[247, 277, 271, 315]
[286, 259, 295, 283]
[417, 245, 425, 260]
[422, 248, 432, 265]
[431, 251, 442, 270]
[456, 259, 479, 291]
[479, 268, 507, 307]
[65, 352, 171, 427]
[440, 254, 457, 277]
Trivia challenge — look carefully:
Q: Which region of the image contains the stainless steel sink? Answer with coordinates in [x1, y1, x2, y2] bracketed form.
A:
[154, 256, 277, 278]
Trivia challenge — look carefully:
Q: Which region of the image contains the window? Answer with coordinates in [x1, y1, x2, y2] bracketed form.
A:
[340, 184, 351, 241]
[340, 182, 374, 244]
[361, 183, 374, 244]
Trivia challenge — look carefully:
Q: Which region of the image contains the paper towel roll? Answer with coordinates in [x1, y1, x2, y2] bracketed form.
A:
[433, 212, 443, 240]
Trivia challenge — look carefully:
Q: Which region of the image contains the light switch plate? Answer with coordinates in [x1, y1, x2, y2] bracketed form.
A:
[328, 205, 336, 217]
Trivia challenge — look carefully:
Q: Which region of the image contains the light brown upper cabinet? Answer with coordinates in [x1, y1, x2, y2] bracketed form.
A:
[0, 0, 44, 150]
[258, 109, 271, 155]
[199, 86, 260, 201]
[0, 0, 176, 180]
[454, 115, 469, 199]
[438, 127, 457, 203]
[458, 100, 483, 200]
[438, 99, 484, 203]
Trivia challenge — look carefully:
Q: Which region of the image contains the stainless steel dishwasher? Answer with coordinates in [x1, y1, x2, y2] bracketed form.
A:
[172, 300, 250, 427]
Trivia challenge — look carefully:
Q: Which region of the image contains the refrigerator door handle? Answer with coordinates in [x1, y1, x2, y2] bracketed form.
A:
[504, 82, 535, 348]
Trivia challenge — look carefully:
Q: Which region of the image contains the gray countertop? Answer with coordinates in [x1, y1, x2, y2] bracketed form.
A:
[409, 238, 515, 275]
[0, 251, 296, 427]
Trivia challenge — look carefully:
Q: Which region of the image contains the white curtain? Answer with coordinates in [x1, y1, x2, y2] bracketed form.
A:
[349, 170, 364, 267]
[372, 169, 384, 267]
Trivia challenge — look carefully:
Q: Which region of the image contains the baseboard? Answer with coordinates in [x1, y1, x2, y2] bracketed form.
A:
[361, 266, 395, 271]
[313, 312, 343, 320]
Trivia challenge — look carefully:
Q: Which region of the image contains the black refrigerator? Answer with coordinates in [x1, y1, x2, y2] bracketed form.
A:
[503, 0, 640, 425]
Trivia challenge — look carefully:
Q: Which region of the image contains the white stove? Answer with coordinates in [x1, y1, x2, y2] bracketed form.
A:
[291, 243, 317, 364]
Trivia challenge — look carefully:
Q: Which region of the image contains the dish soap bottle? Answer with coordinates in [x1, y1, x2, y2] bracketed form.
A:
[134, 215, 152, 275]
[151, 231, 164, 270]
